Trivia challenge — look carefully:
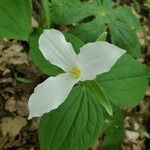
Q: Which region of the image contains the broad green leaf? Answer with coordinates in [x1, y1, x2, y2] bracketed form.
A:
[83, 80, 113, 116]
[39, 86, 104, 150]
[50, 0, 94, 24]
[96, 54, 149, 107]
[70, 19, 105, 43]
[63, 32, 84, 54]
[96, 31, 108, 41]
[41, 0, 51, 26]
[108, 19, 140, 57]
[29, 28, 63, 76]
[0, 0, 32, 41]
[69, 0, 141, 57]
[100, 105, 124, 150]
[112, 5, 141, 30]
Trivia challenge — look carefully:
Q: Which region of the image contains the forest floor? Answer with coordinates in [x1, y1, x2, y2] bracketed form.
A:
[0, 0, 149, 150]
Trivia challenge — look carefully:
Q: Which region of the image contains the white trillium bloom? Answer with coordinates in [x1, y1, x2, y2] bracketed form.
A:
[28, 29, 126, 119]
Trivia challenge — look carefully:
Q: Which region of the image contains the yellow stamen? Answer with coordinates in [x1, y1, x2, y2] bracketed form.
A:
[70, 67, 81, 78]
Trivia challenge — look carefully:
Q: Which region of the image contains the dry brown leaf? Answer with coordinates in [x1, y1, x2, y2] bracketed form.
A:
[30, 119, 39, 131]
[125, 130, 140, 143]
[92, 139, 100, 150]
[2, 50, 28, 65]
[0, 42, 28, 71]
[7, 44, 23, 52]
[5, 98, 17, 112]
[0, 77, 13, 84]
[32, 17, 39, 28]
[145, 87, 150, 96]
[0, 39, 10, 51]
[16, 100, 29, 116]
[133, 144, 142, 150]
[2, 68, 10, 76]
[0, 116, 27, 137]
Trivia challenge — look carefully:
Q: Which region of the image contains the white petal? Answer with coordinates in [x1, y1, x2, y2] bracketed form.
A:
[78, 41, 126, 81]
[39, 29, 78, 71]
[28, 73, 78, 118]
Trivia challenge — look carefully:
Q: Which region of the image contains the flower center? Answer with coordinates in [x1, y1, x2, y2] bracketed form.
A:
[70, 67, 81, 78]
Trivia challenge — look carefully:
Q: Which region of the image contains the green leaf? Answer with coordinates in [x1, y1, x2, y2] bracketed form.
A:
[96, 54, 149, 107]
[16, 77, 33, 84]
[50, 0, 94, 25]
[67, 0, 141, 57]
[70, 19, 105, 43]
[0, 0, 32, 41]
[83, 80, 113, 116]
[141, 131, 150, 139]
[39, 86, 104, 150]
[108, 19, 140, 57]
[100, 105, 124, 150]
[96, 31, 108, 41]
[63, 32, 84, 54]
[29, 28, 63, 76]
[112, 5, 141, 30]
[41, 0, 51, 26]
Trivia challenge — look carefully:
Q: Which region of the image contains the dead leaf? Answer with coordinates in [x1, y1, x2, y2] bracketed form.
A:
[0, 77, 13, 84]
[16, 100, 29, 116]
[5, 98, 17, 112]
[0, 116, 27, 137]
[133, 143, 142, 150]
[125, 130, 140, 143]
[0, 42, 28, 71]
[32, 17, 39, 28]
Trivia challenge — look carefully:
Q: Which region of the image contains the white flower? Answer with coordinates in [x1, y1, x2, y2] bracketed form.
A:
[28, 29, 126, 119]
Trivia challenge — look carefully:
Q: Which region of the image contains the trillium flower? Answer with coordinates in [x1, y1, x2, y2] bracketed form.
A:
[28, 29, 126, 119]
